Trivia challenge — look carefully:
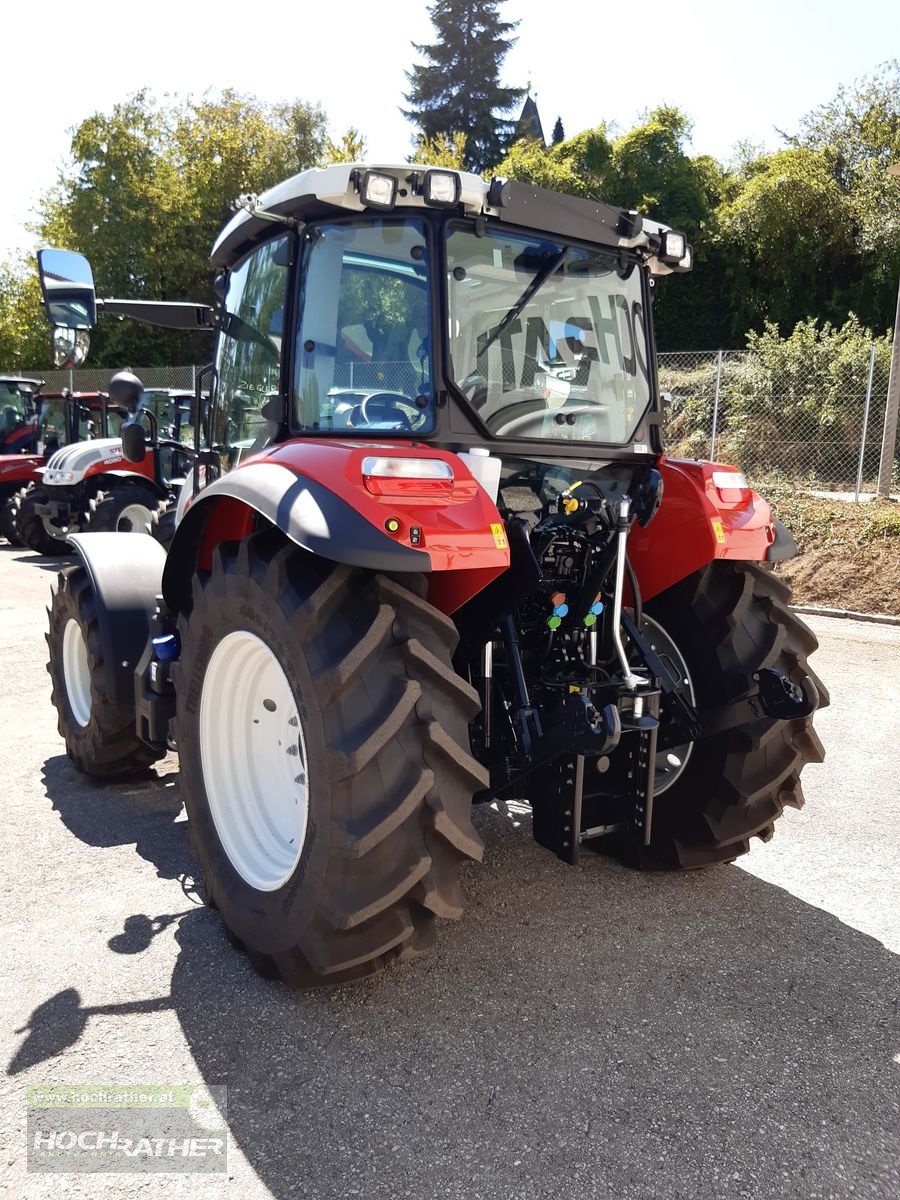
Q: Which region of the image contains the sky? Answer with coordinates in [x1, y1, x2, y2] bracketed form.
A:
[2, 0, 897, 260]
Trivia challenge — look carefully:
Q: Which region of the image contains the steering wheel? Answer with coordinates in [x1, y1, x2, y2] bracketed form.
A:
[355, 392, 415, 431]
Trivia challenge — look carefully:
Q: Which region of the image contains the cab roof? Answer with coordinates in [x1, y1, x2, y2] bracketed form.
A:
[210, 163, 669, 271]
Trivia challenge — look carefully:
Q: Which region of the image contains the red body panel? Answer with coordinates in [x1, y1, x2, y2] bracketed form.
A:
[193, 439, 510, 613]
[629, 457, 776, 602]
[0, 454, 44, 487]
[83, 450, 156, 484]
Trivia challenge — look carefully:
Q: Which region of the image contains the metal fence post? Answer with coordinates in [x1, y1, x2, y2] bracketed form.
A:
[877, 280, 900, 497]
[710, 350, 723, 460]
[854, 345, 877, 502]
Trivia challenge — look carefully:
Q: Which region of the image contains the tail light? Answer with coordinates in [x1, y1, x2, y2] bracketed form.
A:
[361, 455, 454, 497]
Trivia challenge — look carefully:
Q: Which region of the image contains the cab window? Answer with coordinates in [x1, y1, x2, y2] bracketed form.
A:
[214, 234, 291, 471]
[293, 220, 433, 435]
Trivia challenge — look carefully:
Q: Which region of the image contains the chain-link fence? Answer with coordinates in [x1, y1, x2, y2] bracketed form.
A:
[28, 366, 199, 393]
[19, 351, 899, 497]
[658, 348, 896, 497]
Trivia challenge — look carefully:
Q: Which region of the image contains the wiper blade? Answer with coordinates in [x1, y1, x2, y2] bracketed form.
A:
[477, 246, 570, 359]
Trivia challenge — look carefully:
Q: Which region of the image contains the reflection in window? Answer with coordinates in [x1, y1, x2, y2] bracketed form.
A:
[215, 235, 290, 470]
[294, 220, 433, 435]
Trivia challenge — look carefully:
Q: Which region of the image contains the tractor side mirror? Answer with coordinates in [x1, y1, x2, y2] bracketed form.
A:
[121, 421, 147, 463]
[38, 249, 97, 368]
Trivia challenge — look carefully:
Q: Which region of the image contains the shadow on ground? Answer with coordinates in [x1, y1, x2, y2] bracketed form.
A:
[14, 765, 900, 1199]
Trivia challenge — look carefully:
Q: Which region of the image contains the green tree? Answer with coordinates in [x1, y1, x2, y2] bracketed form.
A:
[35, 90, 328, 367]
[0, 260, 47, 370]
[321, 128, 367, 164]
[403, 0, 525, 172]
[789, 61, 900, 329]
[551, 116, 565, 146]
[718, 147, 855, 337]
[409, 131, 468, 168]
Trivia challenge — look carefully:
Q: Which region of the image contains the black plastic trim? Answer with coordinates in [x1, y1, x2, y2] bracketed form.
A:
[766, 519, 798, 562]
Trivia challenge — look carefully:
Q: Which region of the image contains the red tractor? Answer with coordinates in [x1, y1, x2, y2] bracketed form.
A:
[0, 375, 43, 453]
[11, 384, 195, 554]
[39, 165, 826, 988]
[1, 389, 104, 547]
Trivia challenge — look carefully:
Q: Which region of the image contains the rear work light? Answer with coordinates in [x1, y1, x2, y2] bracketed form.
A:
[361, 455, 454, 496]
[659, 230, 687, 262]
[422, 170, 461, 208]
[359, 171, 398, 211]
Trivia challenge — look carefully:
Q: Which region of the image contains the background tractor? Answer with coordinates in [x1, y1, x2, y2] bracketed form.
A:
[12, 383, 196, 554]
[38, 164, 826, 988]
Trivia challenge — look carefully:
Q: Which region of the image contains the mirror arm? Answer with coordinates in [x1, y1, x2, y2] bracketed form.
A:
[96, 299, 214, 331]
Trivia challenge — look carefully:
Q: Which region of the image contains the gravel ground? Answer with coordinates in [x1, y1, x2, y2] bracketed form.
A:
[1, 544, 898, 1200]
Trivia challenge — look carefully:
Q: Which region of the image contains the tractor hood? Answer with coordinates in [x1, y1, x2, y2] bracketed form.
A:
[43, 439, 124, 486]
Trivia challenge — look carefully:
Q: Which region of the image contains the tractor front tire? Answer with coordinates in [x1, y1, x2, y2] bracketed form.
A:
[46, 565, 164, 776]
[0, 493, 21, 545]
[86, 484, 161, 534]
[17, 486, 71, 556]
[176, 529, 486, 987]
[641, 560, 828, 868]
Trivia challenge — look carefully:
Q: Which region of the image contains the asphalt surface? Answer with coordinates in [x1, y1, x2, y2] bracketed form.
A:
[1, 543, 898, 1200]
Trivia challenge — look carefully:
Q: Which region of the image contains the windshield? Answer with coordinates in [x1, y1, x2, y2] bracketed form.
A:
[446, 225, 651, 443]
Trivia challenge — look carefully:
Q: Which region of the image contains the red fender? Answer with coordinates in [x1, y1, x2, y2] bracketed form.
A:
[629, 457, 777, 602]
[0, 454, 44, 487]
[187, 439, 510, 614]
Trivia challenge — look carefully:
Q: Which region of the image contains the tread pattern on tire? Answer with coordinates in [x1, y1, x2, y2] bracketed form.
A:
[0, 492, 22, 544]
[46, 565, 164, 777]
[644, 560, 828, 869]
[178, 531, 486, 987]
[86, 484, 161, 533]
[16, 486, 72, 556]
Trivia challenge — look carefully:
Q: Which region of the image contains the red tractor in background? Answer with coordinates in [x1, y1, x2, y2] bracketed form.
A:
[10, 384, 196, 554]
[0, 389, 101, 546]
[0, 375, 43, 454]
[38, 164, 826, 989]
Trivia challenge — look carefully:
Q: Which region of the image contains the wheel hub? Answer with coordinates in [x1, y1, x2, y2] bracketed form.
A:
[199, 630, 309, 892]
[116, 502, 154, 533]
[62, 618, 92, 727]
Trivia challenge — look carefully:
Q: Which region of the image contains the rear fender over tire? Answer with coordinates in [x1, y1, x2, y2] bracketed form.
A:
[162, 463, 429, 614]
[64, 533, 167, 706]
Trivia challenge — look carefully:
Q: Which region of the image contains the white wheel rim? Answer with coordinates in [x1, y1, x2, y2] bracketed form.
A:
[116, 503, 154, 533]
[638, 614, 696, 796]
[62, 618, 92, 727]
[199, 631, 309, 892]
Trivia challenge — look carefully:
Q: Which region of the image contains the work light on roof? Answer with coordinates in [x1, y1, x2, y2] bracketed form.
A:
[423, 170, 461, 208]
[360, 171, 398, 211]
[659, 230, 687, 263]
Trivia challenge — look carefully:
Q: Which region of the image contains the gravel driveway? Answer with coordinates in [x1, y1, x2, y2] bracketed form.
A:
[1, 544, 898, 1200]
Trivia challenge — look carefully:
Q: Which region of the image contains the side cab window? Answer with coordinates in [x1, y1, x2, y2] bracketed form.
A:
[214, 234, 292, 472]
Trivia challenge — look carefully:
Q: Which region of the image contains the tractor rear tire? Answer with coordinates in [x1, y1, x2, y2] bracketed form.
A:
[16, 486, 71, 556]
[86, 484, 161, 534]
[0, 493, 21, 545]
[46, 565, 164, 777]
[176, 528, 486, 987]
[639, 560, 828, 868]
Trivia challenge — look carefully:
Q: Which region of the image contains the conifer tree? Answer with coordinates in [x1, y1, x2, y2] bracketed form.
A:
[403, 1, 525, 172]
[552, 116, 565, 145]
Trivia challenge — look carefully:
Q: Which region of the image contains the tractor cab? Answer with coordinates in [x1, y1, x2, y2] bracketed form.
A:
[0, 376, 43, 453]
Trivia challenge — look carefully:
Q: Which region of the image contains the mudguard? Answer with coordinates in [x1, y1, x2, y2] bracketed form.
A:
[629, 457, 785, 602]
[66, 533, 167, 705]
[162, 440, 510, 615]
